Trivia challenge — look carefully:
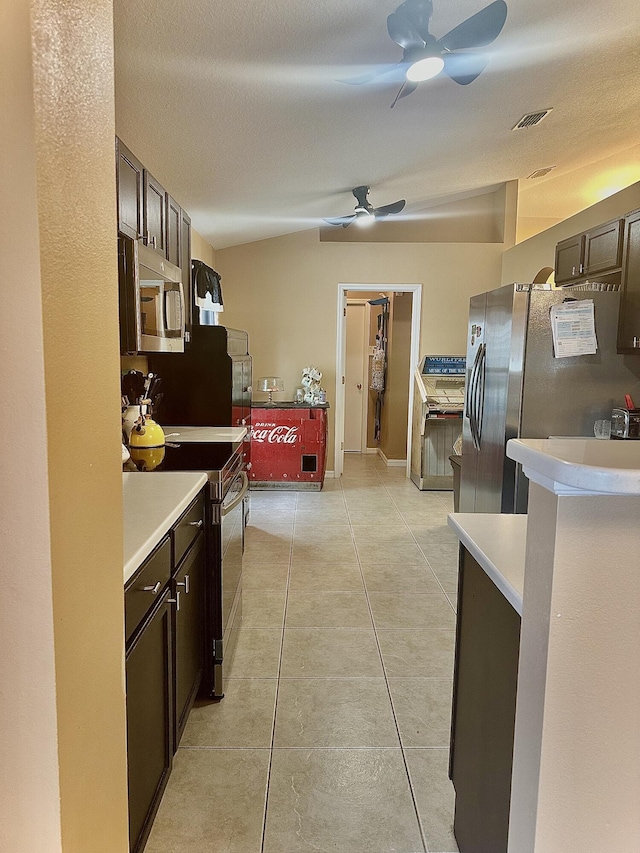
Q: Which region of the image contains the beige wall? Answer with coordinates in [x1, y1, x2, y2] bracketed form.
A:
[2, 2, 62, 849]
[191, 227, 216, 267]
[216, 228, 504, 465]
[2, 1, 129, 850]
[503, 183, 640, 284]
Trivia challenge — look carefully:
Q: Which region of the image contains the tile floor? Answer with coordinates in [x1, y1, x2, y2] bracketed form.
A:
[146, 453, 460, 853]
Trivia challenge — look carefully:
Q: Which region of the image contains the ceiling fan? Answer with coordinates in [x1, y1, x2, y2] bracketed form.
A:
[324, 186, 406, 228]
[346, 0, 508, 107]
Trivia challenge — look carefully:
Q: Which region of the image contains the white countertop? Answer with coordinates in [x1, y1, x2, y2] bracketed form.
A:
[123, 471, 208, 583]
[447, 513, 527, 615]
[162, 426, 247, 443]
[507, 438, 640, 496]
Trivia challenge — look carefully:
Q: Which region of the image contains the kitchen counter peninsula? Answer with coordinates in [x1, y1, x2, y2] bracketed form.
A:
[447, 439, 640, 853]
[447, 513, 526, 614]
[504, 438, 640, 853]
[448, 439, 640, 853]
[446, 513, 526, 852]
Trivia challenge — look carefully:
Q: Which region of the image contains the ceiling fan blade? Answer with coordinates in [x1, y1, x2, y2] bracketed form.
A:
[399, 0, 434, 44]
[339, 63, 405, 86]
[374, 199, 406, 219]
[387, 9, 424, 50]
[324, 215, 356, 227]
[390, 79, 418, 108]
[442, 51, 490, 85]
[438, 0, 507, 52]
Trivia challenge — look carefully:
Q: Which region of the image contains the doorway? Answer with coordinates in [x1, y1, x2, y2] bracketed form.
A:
[334, 284, 422, 478]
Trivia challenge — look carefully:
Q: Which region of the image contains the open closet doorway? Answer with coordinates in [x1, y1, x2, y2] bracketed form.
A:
[335, 284, 422, 479]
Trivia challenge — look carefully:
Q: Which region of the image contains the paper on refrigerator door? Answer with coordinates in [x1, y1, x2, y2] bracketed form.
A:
[550, 299, 598, 358]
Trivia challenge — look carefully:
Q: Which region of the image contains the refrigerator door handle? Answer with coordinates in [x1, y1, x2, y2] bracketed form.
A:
[465, 345, 481, 422]
[471, 348, 481, 450]
[470, 367, 479, 449]
[464, 360, 473, 419]
[467, 344, 483, 450]
[475, 344, 487, 447]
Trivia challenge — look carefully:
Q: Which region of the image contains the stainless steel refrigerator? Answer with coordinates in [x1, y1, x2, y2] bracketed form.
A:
[460, 283, 640, 513]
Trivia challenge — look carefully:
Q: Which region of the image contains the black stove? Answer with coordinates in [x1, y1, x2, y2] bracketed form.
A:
[127, 441, 243, 499]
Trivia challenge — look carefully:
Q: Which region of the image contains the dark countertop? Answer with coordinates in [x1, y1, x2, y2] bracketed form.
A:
[251, 401, 330, 409]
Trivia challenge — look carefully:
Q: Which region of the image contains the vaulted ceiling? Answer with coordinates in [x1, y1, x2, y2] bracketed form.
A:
[114, 0, 640, 249]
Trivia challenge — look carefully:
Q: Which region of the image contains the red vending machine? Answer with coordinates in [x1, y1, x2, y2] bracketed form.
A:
[249, 403, 329, 490]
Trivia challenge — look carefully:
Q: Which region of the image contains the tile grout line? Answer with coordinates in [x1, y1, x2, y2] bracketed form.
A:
[344, 466, 431, 853]
[257, 489, 296, 853]
[378, 475, 458, 617]
[250, 464, 456, 853]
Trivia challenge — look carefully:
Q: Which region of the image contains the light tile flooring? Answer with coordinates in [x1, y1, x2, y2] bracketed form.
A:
[146, 453, 460, 853]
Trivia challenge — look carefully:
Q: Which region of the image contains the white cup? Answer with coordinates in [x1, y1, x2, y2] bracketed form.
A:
[123, 405, 147, 439]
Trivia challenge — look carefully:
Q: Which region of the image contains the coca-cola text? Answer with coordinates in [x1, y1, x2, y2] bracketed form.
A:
[251, 425, 299, 444]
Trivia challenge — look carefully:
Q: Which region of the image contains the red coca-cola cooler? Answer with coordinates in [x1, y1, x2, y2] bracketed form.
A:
[249, 403, 329, 490]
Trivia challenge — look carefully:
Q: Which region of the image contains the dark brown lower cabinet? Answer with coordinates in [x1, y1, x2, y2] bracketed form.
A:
[126, 590, 174, 853]
[449, 548, 521, 853]
[174, 535, 205, 745]
[125, 492, 206, 852]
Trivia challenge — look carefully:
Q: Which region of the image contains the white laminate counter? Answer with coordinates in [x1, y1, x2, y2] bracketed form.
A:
[447, 513, 527, 615]
[507, 437, 640, 496]
[123, 471, 208, 583]
[162, 426, 247, 444]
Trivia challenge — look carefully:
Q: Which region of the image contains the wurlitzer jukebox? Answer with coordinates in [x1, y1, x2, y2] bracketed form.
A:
[410, 355, 465, 490]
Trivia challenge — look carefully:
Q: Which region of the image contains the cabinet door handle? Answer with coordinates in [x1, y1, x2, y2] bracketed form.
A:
[168, 592, 180, 611]
[176, 574, 190, 594]
[572, 265, 576, 276]
[142, 581, 161, 595]
[188, 519, 203, 528]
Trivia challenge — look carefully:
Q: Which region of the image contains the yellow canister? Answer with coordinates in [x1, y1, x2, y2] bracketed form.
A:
[129, 445, 166, 471]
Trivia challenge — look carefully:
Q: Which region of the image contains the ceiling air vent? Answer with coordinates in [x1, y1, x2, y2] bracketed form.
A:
[527, 166, 556, 180]
[512, 109, 553, 130]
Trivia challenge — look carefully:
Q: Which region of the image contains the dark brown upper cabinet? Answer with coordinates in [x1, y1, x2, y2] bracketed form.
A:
[116, 139, 144, 241]
[583, 218, 624, 276]
[166, 194, 182, 268]
[617, 209, 640, 353]
[555, 218, 623, 285]
[116, 137, 193, 345]
[554, 234, 585, 284]
[181, 208, 192, 340]
[143, 170, 167, 257]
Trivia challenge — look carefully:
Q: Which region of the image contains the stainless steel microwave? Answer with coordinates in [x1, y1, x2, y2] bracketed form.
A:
[118, 234, 185, 354]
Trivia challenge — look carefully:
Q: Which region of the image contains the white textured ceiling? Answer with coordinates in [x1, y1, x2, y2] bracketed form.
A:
[113, 0, 640, 249]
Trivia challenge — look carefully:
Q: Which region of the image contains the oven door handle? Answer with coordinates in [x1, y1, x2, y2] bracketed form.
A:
[221, 471, 249, 516]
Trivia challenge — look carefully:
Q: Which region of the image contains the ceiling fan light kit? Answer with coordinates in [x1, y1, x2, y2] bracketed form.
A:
[406, 53, 445, 82]
[355, 208, 375, 226]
